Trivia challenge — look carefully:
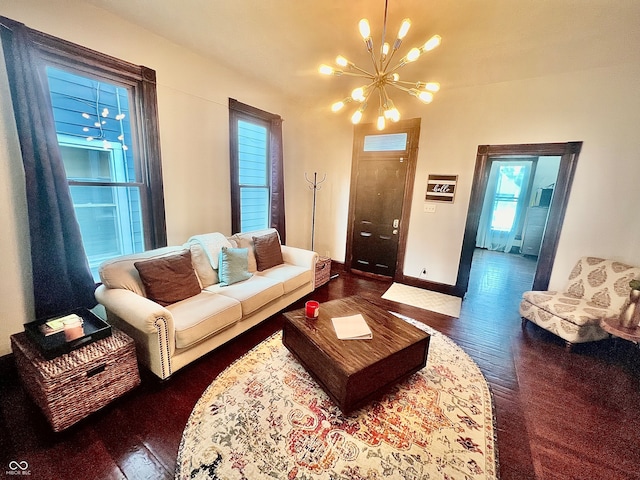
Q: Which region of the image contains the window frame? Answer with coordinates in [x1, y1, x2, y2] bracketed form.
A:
[31, 28, 167, 251]
[228, 98, 281, 234]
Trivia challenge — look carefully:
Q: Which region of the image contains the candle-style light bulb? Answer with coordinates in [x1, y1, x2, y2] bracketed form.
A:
[358, 19, 371, 39]
[351, 87, 366, 102]
[423, 35, 442, 52]
[425, 82, 440, 92]
[397, 19, 411, 39]
[319, 64, 335, 75]
[406, 47, 421, 62]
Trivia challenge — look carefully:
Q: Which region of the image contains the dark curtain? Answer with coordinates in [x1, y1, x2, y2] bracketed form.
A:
[1, 18, 97, 319]
[269, 118, 286, 244]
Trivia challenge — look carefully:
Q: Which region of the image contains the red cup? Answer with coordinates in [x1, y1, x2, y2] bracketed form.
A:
[305, 300, 320, 319]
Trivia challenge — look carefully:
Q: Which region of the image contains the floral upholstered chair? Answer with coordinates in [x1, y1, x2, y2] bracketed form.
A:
[520, 257, 640, 350]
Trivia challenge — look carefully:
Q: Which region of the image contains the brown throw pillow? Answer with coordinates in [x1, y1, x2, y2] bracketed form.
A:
[134, 250, 201, 306]
[253, 232, 284, 271]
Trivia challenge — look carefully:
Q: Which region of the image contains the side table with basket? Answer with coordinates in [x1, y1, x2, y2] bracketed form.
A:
[11, 308, 140, 432]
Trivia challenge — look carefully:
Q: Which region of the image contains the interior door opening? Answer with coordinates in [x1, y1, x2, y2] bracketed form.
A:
[473, 155, 561, 297]
[456, 142, 581, 297]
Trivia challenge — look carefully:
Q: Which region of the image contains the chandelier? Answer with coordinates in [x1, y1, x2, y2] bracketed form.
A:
[319, 0, 441, 130]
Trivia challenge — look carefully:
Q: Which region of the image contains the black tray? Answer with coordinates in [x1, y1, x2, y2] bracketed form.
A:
[25, 308, 112, 360]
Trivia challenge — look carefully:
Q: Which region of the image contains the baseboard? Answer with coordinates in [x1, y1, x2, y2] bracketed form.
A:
[329, 260, 345, 274]
[331, 262, 460, 298]
[399, 275, 461, 298]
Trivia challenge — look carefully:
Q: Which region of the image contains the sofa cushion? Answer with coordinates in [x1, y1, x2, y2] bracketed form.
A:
[521, 291, 612, 326]
[219, 247, 252, 286]
[519, 297, 610, 344]
[134, 250, 202, 306]
[207, 275, 284, 316]
[253, 231, 284, 271]
[188, 232, 232, 269]
[257, 264, 312, 294]
[188, 242, 219, 287]
[565, 257, 640, 311]
[228, 228, 280, 273]
[168, 292, 242, 349]
[99, 246, 185, 296]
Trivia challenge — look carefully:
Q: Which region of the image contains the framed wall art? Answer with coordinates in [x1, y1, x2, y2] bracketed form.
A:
[425, 174, 457, 203]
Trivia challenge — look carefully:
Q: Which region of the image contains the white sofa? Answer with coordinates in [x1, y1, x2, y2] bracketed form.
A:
[95, 229, 318, 379]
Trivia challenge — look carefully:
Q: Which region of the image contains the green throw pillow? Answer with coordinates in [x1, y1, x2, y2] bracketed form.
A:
[218, 247, 252, 286]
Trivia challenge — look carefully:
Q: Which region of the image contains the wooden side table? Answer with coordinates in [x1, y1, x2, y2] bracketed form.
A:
[600, 317, 640, 347]
[11, 329, 140, 431]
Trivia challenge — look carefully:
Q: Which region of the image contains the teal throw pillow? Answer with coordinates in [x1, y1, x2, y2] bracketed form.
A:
[218, 246, 252, 286]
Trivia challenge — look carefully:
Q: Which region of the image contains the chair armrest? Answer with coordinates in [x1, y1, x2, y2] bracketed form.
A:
[95, 285, 174, 334]
[281, 245, 318, 270]
[95, 285, 175, 379]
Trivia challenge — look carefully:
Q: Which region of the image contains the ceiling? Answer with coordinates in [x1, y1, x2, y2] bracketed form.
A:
[83, 0, 640, 104]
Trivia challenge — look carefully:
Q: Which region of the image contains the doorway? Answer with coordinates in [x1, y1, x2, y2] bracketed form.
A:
[345, 118, 420, 280]
[456, 142, 582, 297]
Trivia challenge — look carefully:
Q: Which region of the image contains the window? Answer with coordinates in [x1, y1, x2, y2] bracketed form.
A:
[490, 164, 529, 232]
[36, 36, 166, 280]
[236, 118, 270, 231]
[229, 99, 285, 237]
[363, 132, 408, 152]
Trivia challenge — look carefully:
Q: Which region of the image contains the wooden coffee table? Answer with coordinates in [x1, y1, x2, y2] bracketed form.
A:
[282, 296, 430, 414]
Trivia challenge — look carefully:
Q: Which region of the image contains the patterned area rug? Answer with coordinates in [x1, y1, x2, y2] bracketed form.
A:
[382, 283, 462, 318]
[175, 318, 497, 479]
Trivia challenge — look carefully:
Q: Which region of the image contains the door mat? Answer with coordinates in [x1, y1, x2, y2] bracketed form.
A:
[382, 282, 462, 318]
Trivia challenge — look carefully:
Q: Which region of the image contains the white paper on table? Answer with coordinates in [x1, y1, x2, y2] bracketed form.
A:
[331, 314, 373, 340]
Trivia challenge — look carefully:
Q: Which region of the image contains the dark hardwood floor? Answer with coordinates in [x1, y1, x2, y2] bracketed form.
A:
[1, 249, 639, 479]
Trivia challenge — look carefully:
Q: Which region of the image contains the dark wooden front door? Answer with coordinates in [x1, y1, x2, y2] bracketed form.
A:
[351, 158, 406, 275]
[346, 118, 420, 279]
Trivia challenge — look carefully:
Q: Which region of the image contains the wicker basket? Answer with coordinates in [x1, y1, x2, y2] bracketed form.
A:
[315, 256, 332, 288]
[11, 329, 140, 432]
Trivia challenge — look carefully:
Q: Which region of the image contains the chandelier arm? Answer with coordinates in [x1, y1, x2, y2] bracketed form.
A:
[388, 83, 411, 93]
[362, 86, 376, 105]
[393, 79, 420, 86]
[341, 71, 376, 79]
[382, 47, 401, 72]
[385, 58, 412, 76]
[348, 63, 376, 77]
[383, 87, 394, 108]
[368, 49, 381, 76]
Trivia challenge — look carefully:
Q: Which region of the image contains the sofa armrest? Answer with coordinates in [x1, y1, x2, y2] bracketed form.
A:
[281, 245, 318, 270]
[95, 284, 176, 379]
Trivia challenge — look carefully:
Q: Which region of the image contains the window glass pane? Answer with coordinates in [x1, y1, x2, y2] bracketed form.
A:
[491, 200, 517, 231]
[363, 133, 407, 152]
[238, 120, 267, 186]
[490, 165, 526, 232]
[47, 67, 136, 182]
[240, 187, 269, 231]
[69, 186, 144, 279]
